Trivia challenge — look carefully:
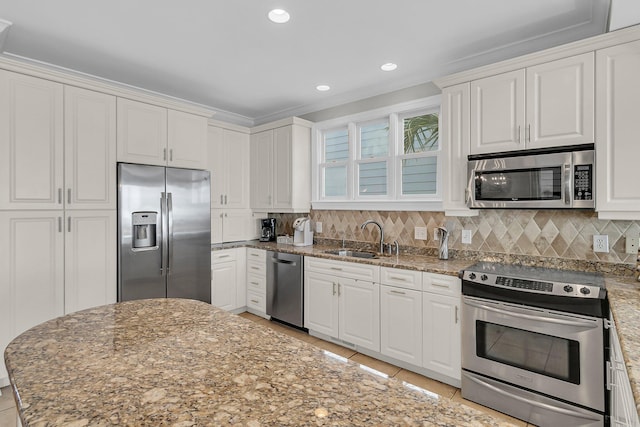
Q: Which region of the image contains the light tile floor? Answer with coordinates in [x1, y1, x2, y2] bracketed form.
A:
[0, 312, 535, 427]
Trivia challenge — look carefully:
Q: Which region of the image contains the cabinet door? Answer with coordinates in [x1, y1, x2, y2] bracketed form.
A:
[596, 40, 640, 219]
[441, 83, 477, 216]
[526, 53, 594, 149]
[211, 209, 224, 244]
[64, 211, 117, 314]
[250, 130, 273, 210]
[224, 129, 250, 209]
[380, 285, 422, 365]
[211, 258, 237, 311]
[470, 69, 525, 154]
[117, 98, 167, 166]
[0, 70, 64, 210]
[273, 126, 293, 210]
[65, 86, 117, 210]
[304, 271, 339, 337]
[208, 126, 227, 208]
[422, 292, 461, 381]
[0, 211, 64, 381]
[167, 110, 207, 169]
[222, 210, 253, 242]
[339, 279, 380, 352]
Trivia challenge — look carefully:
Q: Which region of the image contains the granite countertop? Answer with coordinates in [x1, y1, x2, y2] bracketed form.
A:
[5, 299, 519, 426]
[215, 240, 640, 415]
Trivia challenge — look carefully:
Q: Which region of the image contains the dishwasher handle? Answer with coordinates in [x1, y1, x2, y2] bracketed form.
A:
[270, 257, 297, 267]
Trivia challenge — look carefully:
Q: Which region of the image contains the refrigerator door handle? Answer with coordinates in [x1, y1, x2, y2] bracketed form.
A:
[167, 192, 174, 275]
[160, 192, 167, 276]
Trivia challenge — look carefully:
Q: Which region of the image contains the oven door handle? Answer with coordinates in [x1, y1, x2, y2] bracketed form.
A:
[465, 373, 602, 421]
[464, 299, 599, 328]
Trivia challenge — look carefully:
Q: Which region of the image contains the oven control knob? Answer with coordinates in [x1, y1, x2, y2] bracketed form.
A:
[481, 274, 488, 281]
[563, 285, 574, 293]
[468, 273, 476, 280]
[580, 287, 591, 295]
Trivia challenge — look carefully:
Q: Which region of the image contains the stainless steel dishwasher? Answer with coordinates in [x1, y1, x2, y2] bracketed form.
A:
[266, 251, 304, 328]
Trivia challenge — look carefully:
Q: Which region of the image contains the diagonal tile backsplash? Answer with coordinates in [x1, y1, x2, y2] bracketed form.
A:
[271, 209, 639, 267]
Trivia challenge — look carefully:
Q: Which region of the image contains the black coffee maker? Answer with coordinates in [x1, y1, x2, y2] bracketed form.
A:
[260, 218, 276, 242]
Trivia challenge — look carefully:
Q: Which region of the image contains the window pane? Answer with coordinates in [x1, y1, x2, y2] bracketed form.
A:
[360, 122, 388, 158]
[359, 161, 387, 196]
[403, 113, 439, 154]
[402, 157, 437, 195]
[324, 129, 349, 162]
[324, 165, 347, 197]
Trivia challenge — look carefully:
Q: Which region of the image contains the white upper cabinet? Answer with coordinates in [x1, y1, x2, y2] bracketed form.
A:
[117, 98, 168, 166]
[441, 83, 477, 217]
[208, 125, 250, 209]
[167, 109, 208, 169]
[117, 98, 208, 169]
[526, 53, 594, 149]
[596, 40, 640, 219]
[471, 69, 526, 154]
[469, 53, 594, 155]
[64, 86, 117, 210]
[250, 118, 311, 213]
[0, 70, 64, 210]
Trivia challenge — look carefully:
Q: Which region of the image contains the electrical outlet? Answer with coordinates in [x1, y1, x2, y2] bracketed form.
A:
[414, 226, 427, 240]
[433, 229, 439, 241]
[593, 235, 609, 253]
[315, 221, 323, 233]
[626, 234, 639, 254]
[461, 229, 472, 244]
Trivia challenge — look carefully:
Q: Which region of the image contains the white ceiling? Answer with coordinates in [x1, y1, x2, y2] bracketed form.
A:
[0, 0, 611, 126]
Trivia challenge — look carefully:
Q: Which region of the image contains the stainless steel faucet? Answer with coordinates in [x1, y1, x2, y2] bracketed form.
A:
[360, 220, 384, 253]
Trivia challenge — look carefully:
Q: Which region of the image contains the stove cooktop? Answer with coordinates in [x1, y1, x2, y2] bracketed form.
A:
[461, 261, 606, 300]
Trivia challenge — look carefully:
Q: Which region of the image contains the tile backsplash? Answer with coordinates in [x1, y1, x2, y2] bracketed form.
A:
[271, 210, 640, 267]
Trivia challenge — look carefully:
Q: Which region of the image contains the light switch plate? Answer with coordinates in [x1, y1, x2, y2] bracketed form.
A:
[462, 230, 472, 244]
[433, 229, 439, 241]
[315, 221, 323, 233]
[414, 226, 427, 240]
[593, 235, 609, 253]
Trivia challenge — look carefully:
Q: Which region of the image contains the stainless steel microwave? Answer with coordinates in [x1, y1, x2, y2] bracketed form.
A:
[467, 145, 595, 209]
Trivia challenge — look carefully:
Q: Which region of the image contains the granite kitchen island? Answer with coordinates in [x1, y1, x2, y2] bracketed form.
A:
[4, 298, 518, 426]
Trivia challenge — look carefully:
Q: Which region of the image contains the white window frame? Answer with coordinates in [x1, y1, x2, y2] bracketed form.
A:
[355, 118, 393, 201]
[311, 95, 442, 211]
[395, 108, 442, 201]
[318, 125, 351, 200]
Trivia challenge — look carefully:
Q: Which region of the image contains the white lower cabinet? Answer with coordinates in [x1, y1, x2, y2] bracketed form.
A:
[609, 318, 640, 427]
[211, 248, 246, 312]
[422, 291, 461, 381]
[380, 284, 422, 365]
[303, 271, 339, 337]
[246, 248, 267, 316]
[338, 278, 380, 351]
[64, 211, 117, 314]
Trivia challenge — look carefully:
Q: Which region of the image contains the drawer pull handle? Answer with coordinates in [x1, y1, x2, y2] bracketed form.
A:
[390, 290, 406, 295]
[250, 299, 259, 304]
[250, 281, 259, 286]
[431, 281, 450, 288]
[389, 276, 407, 281]
[251, 266, 260, 270]
[217, 254, 230, 258]
[330, 267, 343, 271]
[251, 253, 260, 257]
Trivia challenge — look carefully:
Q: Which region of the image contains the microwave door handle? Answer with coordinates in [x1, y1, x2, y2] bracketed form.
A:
[564, 163, 571, 205]
[464, 374, 603, 421]
[464, 299, 599, 329]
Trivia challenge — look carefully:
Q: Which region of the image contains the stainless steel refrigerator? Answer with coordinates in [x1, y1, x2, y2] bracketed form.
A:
[118, 163, 211, 303]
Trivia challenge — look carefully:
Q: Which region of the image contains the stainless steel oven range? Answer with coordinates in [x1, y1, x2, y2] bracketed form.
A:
[460, 262, 609, 427]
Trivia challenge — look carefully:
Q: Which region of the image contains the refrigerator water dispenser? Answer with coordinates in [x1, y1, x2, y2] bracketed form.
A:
[132, 212, 158, 250]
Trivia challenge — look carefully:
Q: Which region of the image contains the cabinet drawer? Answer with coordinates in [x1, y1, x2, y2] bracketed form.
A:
[380, 267, 422, 291]
[247, 272, 266, 294]
[305, 256, 379, 282]
[247, 248, 266, 261]
[422, 272, 461, 296]
[247, 290, 266, 312]
[212, 248, 236, 263]
[247, 259, 266, 275]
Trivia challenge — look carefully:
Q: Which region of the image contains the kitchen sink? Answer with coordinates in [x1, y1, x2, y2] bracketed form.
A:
[323, 249, 378, 259]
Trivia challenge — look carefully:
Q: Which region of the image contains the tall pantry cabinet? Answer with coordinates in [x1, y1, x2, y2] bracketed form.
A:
[0, 71, 117, 386]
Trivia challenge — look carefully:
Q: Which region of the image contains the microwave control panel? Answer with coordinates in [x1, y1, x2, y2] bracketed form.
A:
[574, 164, 593, 201]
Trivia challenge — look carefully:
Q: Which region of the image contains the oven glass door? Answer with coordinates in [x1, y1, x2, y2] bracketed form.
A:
[476, 321, 580, 384]
[462, 296, 604, 411]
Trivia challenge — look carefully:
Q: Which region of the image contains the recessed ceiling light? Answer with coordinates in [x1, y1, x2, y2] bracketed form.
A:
[268, 9, 290, 24]
[380, 62, 398, 71]
[316, 85, 331, 92]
